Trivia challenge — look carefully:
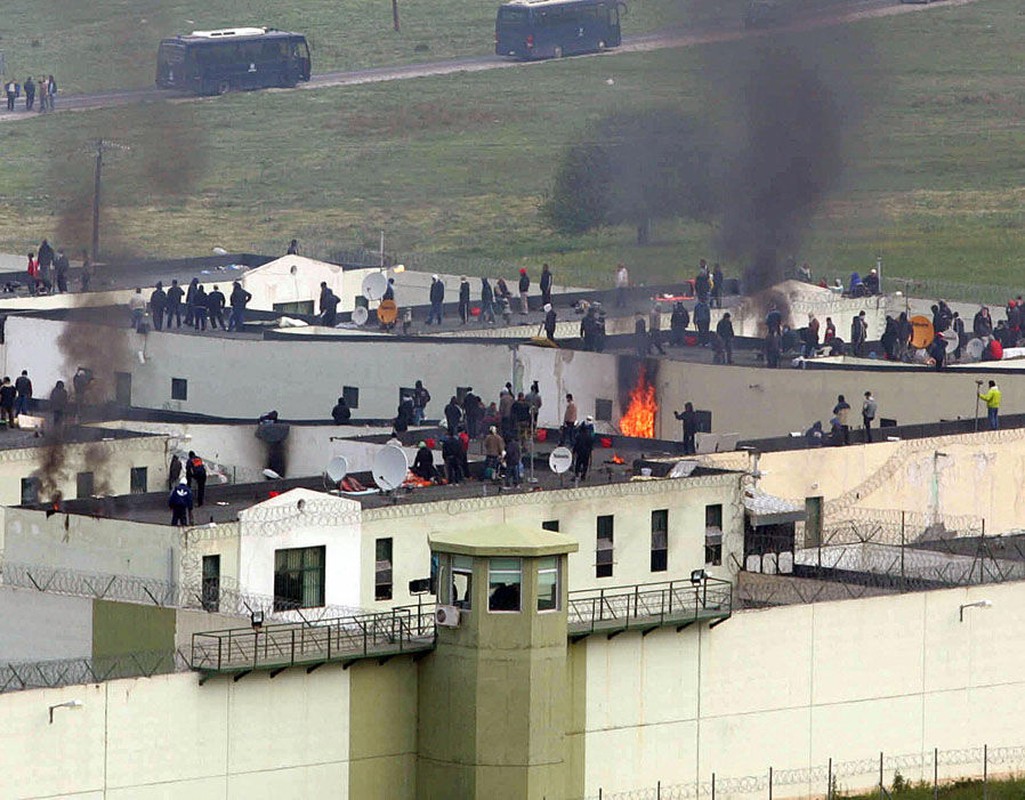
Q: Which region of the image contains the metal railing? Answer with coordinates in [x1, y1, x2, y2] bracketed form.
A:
[567, 577, 732, 635]
[191, 604, 436, 672]
[0, 649, 189, 694]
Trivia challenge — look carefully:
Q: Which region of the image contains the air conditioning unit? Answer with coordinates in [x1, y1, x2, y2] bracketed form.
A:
[435, 605, 461, 628]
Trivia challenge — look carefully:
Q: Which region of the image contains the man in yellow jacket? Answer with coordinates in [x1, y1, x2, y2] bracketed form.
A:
[979, 380, 1002, 430]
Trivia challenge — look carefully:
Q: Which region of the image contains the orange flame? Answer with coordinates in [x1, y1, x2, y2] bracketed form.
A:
[610, 454, 625, 465]
[619, 367, 658, 438]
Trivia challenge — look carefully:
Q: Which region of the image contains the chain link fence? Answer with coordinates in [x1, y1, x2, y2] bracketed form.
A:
[585, 744, 1025, 800]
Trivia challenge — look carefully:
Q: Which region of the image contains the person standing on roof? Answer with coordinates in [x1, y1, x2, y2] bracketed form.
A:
[832, 394, 851, 445]
[862, 391, 877, 443]
[207, 285, 226, 330]
[979, 380, 1001, 430]
[0, 378, 16, 429]
[186, 451, 208, 507]
[560, 393, 578, 447]
[427, 275, 445, 325]
[14, 370, 32, 419]
[193, 285, 209, 331]
[674, 402, 698, 455]
[715, 312, 735, 364]
[228, 281, 252, 331]
[320, 286, 340, 327]
[572, 415, 595, 482]
[458, 277, 471, 325]
[480, 278, 495, 325]
[543, 304, 557, 342]
[168, 478, 194, 527]
[49, 380, 68, 429]
[412, 380, 431, 425]
[540, 263, 553, 307]
[615, 263, 629, 308]
[166, 280, 184, 329]
[129, 287, 147, 331]
[287, 239, 300, 256]
[184, 278, 200, 327]
[518, 268, 530, 315]
[150, 282, 167, 331]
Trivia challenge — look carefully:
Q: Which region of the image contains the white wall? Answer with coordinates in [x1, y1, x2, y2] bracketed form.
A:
[0, 585, 93, 662]
[0, 668, 352, 800]
[1, 507, 179, 585]
[360, 472, 744, 610]
[237, 490, 364, 610]
[581, 580, 1025, 797]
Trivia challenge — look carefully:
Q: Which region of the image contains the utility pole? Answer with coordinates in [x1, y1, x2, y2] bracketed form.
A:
[392, 0, 401, 32]
[88, 138, 130, 264]
[91, 139, 104, 264]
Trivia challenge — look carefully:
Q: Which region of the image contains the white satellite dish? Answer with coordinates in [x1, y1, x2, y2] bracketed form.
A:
[352, 307, 369, 326]
[966, 338, 986, 362]
[940, 328, 958, 350]
[326, 456, 348, 484]
[372, 445, 408, 491]
[362, 272, 388, 302]
[668, 460, 698, 479]
[262, 468, 282, 480]
[548, 446, 573, 474]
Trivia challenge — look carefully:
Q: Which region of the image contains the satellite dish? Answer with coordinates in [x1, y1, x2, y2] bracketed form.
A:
[262, 468, 282, 480]
[377, 299, 398, 325]
[966, 338, 986, 362]
[909, 315, 934, 350]
[352, 307, 369, 326]
[548, 446, 573, 474]
[372, 445, 408, 491]
[668, 460, 698, 479]
[940, 328, 958, 350]
[362, 272, 388, 301]
[326, 456, 348, 484]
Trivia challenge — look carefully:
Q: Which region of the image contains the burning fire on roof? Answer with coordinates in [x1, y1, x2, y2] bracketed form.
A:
[619, 366, 657, 439]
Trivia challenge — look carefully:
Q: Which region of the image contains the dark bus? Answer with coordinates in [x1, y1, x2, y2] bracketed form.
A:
[495, 0, 622, 60]
[156, 27, 311, 95]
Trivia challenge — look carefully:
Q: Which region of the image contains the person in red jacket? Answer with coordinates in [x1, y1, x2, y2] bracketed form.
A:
[26, 252, 39, 295]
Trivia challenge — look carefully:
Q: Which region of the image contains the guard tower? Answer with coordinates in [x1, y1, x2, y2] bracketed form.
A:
[417, 524, 579, 800]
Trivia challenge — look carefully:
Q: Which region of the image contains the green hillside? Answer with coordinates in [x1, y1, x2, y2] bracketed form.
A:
[0, 0, 1022, 292]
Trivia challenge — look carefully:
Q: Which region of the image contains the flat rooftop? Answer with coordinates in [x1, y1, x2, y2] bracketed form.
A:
[42, 444, 735, 526]
[0, 424, 156, 452]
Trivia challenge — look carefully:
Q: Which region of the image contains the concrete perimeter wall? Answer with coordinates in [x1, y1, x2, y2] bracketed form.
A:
[580, 580, 1025, 798]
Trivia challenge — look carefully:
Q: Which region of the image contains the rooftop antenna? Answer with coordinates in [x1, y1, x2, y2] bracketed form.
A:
[352, 306, 369, 326]
[548, 445, 572, 488]
[323, 455, 348, 493]
[372, 445, 408, 503]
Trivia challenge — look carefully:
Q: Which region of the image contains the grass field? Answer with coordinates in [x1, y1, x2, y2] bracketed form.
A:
[1, 0, 1024, 291]
[0, 0, 695, 93]
[845, 776, 1025, 800]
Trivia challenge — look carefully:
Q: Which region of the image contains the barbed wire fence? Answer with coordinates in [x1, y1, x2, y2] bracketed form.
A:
[584, 744, 1025, 800]
[0, 560, 368, 623]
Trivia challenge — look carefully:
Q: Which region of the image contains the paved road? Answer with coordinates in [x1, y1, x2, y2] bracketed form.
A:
[0, 0, 976, 122]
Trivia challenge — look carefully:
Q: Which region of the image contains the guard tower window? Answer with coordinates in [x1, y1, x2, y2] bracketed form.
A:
[595, 398, 613, 422]
[273, 546, 326, 611]
[451, 555, 473, 609]
[342, 386, 359, 409]
[171, 378, 188, 401]
[705, 504, 723, 566]
[488, 557, 522, 612]
[537, 557, 560, 612]
[542, 520, 560, 532]
[375, 537, 393, 601]
[651, 509, 669, 572]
